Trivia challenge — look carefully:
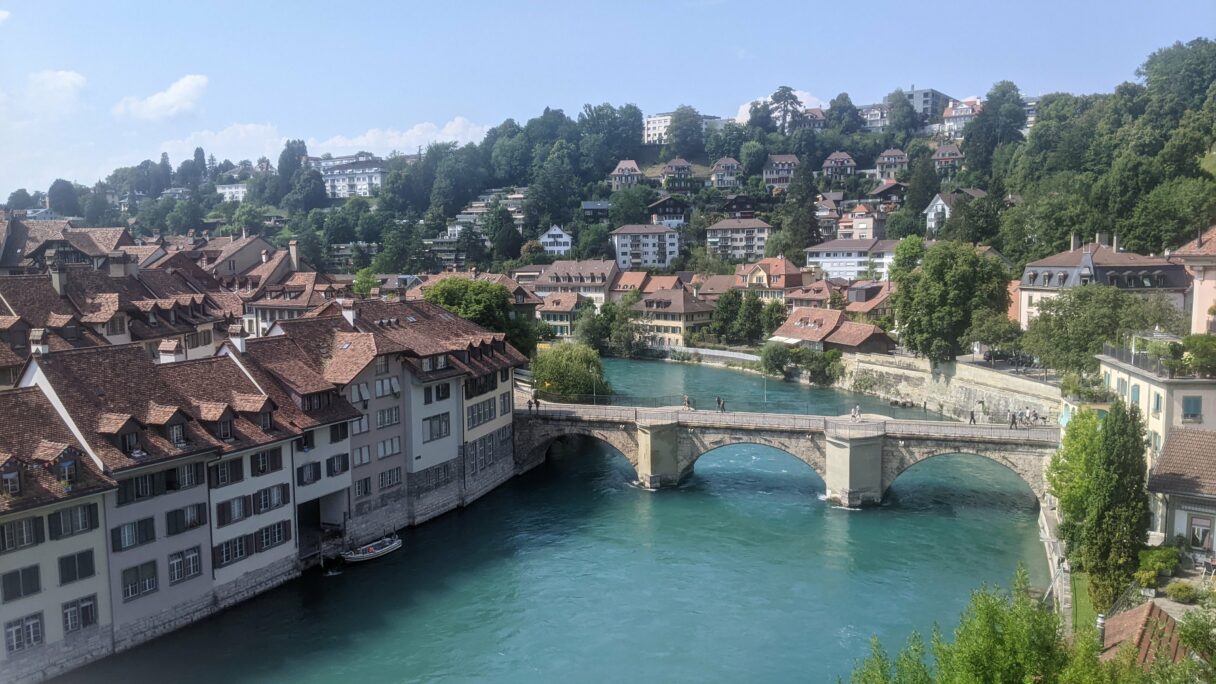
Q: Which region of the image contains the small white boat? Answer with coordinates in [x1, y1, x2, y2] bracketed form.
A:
[341, 534, 402, 563]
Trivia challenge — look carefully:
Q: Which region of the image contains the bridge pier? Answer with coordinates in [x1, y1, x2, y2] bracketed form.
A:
[824, 433, 884, 507]
[636, 422, 684, 489]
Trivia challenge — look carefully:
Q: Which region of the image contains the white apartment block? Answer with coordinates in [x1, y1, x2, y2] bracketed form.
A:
[706, 218, 771, 262]
[322, 158, 386, 199]
[216, 184, 248, 203]
[610, 225, 680, 270]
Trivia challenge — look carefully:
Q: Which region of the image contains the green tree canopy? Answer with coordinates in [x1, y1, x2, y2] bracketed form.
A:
[352, 267, 378, 297]
[531, 342, 611, 397]
[422, 277, 512, 333]
[732, 291, 765, 345]
[1046, 409, 1102, 554]
[47, 179, 81, 216]
[666, 105, 706, 160]
[5, 188, 34, 210]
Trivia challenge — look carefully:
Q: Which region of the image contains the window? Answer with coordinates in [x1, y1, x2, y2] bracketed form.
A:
[374, 377, 400, 398]
[326, 453, 350, 477]
[1190, 516, 1212, 550]
[166, 503, 207, 535]
[1, 565, 40, 602]
[435, 383, 450, 401]
[466, 397, 497, 429]
[106, 317, 126, 335]
[1117, 378, 1127, 397]
[167, 462, 204, 491]
[355, 477, 371, 498]
[5, 613, 43, 654]
[168, 547, 201, 585]
[0, 517, 43, 554]
[255, 484, 290, 513]
[1153, 392, 1163, 415]
[111, 518, 155, 551]
[251, 448, 283, 476]
[121, 431, 140, 454]
[353, 445, 371, 466]
[349, 383, 371, 404]
[1130, 384, 1140, 404]
[423, 414, 450, 443]
[62, 595, 97, 633]
[375, 356, 389, 375]
[296, 462, 322, 486]
[184, 332, 199, 349]
[210, 459, 244, 488]
[1, 471, 18, 495]
[330, 421, 350, 443]
[500, 368, 510, 383]
[259, 412, 274, 430]
[376, 406, 400, 428]
[59, 459, 77, 483]
[167, 423, 186, 446]
[1183, 396, 1203, 422]
[58, 550, 95, 585]
[500, 392, 512, 416]
[301, 392, 331, 411]
[424, 386, 433, 404]
[200, 330, 212, 346]
[379, 467, 402, 490]
[296, 430, 315, 451]
[216, 536, 249, 567]
[49, 503, 98, 540]
[258, 521, 289, 550]
[377, 437, 401, 459]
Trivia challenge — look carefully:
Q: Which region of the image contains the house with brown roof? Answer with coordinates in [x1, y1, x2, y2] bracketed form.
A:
[769, 307, 894, 354]
[609, 160, 643, 192]
[931, 144, 965, 176]
[734, 256, 806, 305]
[648, 195, 690, 227]
[763, 154, 800, 191]
[631, 288, 714, 348]
[943, 98, 982, 136]
[923, 187, 986, 235]
[804, 107, 827, 129]
[690, 274, 737, 304]
[0, 215, 135, 274]
[837, 204, 884, 241]
[1100, 600, 1187, 668]
[0, 387, 115, 683]
[404, 271, 541, 322]
[531, 259, 620, 309]
[706, 218, 772, 261]
[844, 280, 895, 322]
[1018, 234, 1190, 328]
[822, 151, 856, 179]
[721, 194, 755, 219]
[609, 271, 650, 302]
[660, 158, 696, 194]
[0, 271, 109, 387]
[538, 294, 583, 339]
[1170, 224, 1216, 334]
[785, 279, 848, 309]
[1148, 428, 1216, 554]
[709, 157, 741, 189]
[876, 149, 908, 179]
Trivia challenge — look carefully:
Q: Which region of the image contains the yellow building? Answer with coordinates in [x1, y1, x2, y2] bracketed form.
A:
[630, 288, 714, 348]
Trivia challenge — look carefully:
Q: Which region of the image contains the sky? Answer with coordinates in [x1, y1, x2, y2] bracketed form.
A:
[0, 0, 1213, 196]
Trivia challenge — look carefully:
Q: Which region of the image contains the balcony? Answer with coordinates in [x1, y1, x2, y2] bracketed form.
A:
[1100, 342, 1205, 380]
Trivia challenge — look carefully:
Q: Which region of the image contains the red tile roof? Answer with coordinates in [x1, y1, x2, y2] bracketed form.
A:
[1172, 224, 1216, 258]
[772, 308, 846, 343]
[1149, 428, 1216, 498]
[1100, 601, 1186, 666]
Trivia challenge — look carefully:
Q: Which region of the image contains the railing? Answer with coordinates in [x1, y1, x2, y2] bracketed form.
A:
[1100, 342, 1195, 379]
[885, 419, 1060, 444]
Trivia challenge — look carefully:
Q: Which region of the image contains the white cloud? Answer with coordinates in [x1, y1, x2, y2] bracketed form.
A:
[113, 74, 207, 121]
[735, 89, 825, 123]
[159, 122, 283, 163]
[26, 70, 86, 111]
[0, 10, 11, 25]
[307, 117, 489, 155]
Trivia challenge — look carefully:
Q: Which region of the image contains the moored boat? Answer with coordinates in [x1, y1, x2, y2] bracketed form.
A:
[341, 534, 402, 563]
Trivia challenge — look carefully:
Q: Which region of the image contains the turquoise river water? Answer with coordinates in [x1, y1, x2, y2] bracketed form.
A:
[57, 358, 1048, 683]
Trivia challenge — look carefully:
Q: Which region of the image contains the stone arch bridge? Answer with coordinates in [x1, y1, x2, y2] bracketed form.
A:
[514, 404, 1060, 507]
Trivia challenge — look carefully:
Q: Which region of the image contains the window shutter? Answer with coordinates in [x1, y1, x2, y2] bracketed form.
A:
[217, 502, 230, 527]
[164, 467, 179, 491]
[280, 483, 290, 505]
[59, 555, 74, 584]
[138, 518, 154, 543]
[253, 530, 265, 553]
[168, 510, 183, 536]
[212, 545, 224, 568]
[196, 504, 207, 527]
[32, 517, 45, 544]
[86, 504, 99, 530]
[153, 471, 167, 496]
[111, 527, 123, 552]
[79, 550, 94, 579]
[48, 512, 63, 540]
[253, 492, 265, 515]
[283, 520, 292, 542]
[243, 495, 253, 516]
[117, 480, 132, 505]
[232, 460, 244, 484]
[270, 449, 282, 471]
[208, 465, 219, 488]
[243, 533, 256, 556]
[26, 566, 39, 594]
[340, 453, 349, 471]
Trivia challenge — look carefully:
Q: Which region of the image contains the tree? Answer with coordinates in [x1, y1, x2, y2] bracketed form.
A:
[281, 169, 328, 214]
[422, 278, 512, 333]
[575, 224, 612, 259]
[275, 140, 308, 204]
[1080, 401, 1150, 611]
[739, 141, 767, 176]
[47, 179, 81, 215]
[777, 161, 821, 250]
[1120, 176, 1216, 254]
[5, 188, 34, 210]
[1047, 409, 1103, 554]
[1022, 286, 1187, 375]
[904, 157, 941, 216]
[608, 185, 655, 227]
[666, 105, 705, 160]
[828, 290, 846, 311]
[962, 81, 1026, 180]
[769, 86, 805, 134]
[826, 92, 864, 134]
[711, 289, 742, 338]
[761, 299, 787, 337]
[884, 209, 923, 239]
[531, 343, 611, 397]
[525, 140, 578, 229]
[941, 196, 1003, 244]
[759, 342, 791, 376]
[732, 292, 764, 345]
[485, 203, 523, 261]
[231, 202, 267, 235]
[885, 89, 922, 143]
[893, 241, 1010, 362]
[746, 101, 776, 134]
[889, 236, 926, 281]
[352, 267, 378, 297]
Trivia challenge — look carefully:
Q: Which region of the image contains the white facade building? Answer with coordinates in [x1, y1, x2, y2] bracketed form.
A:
[322, 158, 386, 199]
[610, 225, 680, 270]
[804, 239, 901, 280]
[539, 226, 573, 256]
[216, 184, 248, 203]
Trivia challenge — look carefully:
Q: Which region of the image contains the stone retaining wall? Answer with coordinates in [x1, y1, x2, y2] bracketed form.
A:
[6, 624, 114, 684]
[838, 353, 1063, 423]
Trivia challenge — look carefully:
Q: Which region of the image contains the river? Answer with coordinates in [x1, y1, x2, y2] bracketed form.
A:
[56, 359, 1048, 683]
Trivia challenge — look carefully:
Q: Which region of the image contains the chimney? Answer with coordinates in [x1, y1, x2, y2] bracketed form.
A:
[47, 251, 67, 296]
[339, 298, 356, 327]
[1096, 613, 1106, 646]
[227, 324, 247, 353]
[157, 338, 185, 365]
[29, 328, 48, 356]
[108, 251, 129, 278]
[260, 249, 270, 264]
[1070, 234, 1078, 252]
[1112, 234, 1119, 253]
[288, 240, 300, 271]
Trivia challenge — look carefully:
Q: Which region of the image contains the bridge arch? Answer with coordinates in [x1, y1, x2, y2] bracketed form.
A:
[680, 428, 827, 483]
[515, 418, 641, 471]
[881, 443, 1046, 502]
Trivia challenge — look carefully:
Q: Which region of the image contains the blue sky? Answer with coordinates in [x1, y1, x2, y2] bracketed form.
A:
[1, 0, 1212, 195]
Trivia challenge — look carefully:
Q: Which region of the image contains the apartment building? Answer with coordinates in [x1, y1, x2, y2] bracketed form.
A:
[580, 201, 610, 224]
[860, 104, 889, 132]
[643, 113, 674, 145]
[876, 149, 908, 179]
[763, 154, 799, 191]
[631, 288, 714, 348]
[706, 218, 771, 262]
[609, 160, 643, 192]
[709, 157, 741, 189]
[886, 88, 953, 119]
[610, 225, 680, 270]
[1171, 225, 1216, 334]
[836, 204, 885, 241]
[0, 389, 114, 684]
[659, 158, 696, 195]
[821, 151, 856, 180]
[734, 256, 806, 305]
[538, 295, 582, 339]
[532, 260, 620, 309]
[215, 184, 248, 203]
[321, 158, 386, 199]
[931, 144, 964, 176]
[804, 239, 902, 280]
[943, 98, 982, 136]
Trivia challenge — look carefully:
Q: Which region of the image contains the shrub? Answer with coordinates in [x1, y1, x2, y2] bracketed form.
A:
[1138, 546, 1180, 575]
[1165, 581, 1202, 604]
[1133, 568, 1159, 588]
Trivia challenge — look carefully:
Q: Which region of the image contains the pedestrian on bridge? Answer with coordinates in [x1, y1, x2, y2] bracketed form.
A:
[720, 400, 727, 412]
[969, 410, 976, 425]
[1009, 412, 1017, 429]
[527, 399, 534, 413]
[716, 396, 722, 411]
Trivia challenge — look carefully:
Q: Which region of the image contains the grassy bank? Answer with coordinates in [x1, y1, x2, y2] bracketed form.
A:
[1071, 572, 1097, 630]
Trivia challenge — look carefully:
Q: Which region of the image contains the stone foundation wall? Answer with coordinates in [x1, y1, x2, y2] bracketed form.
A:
[213, 555, 301, 611]
[112, 590, 218, 654]
[348, 490, 412, 544]
[463, 456, 516, 506]
[5, 624, 114, 684]
[838, 354, 1062, 423]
